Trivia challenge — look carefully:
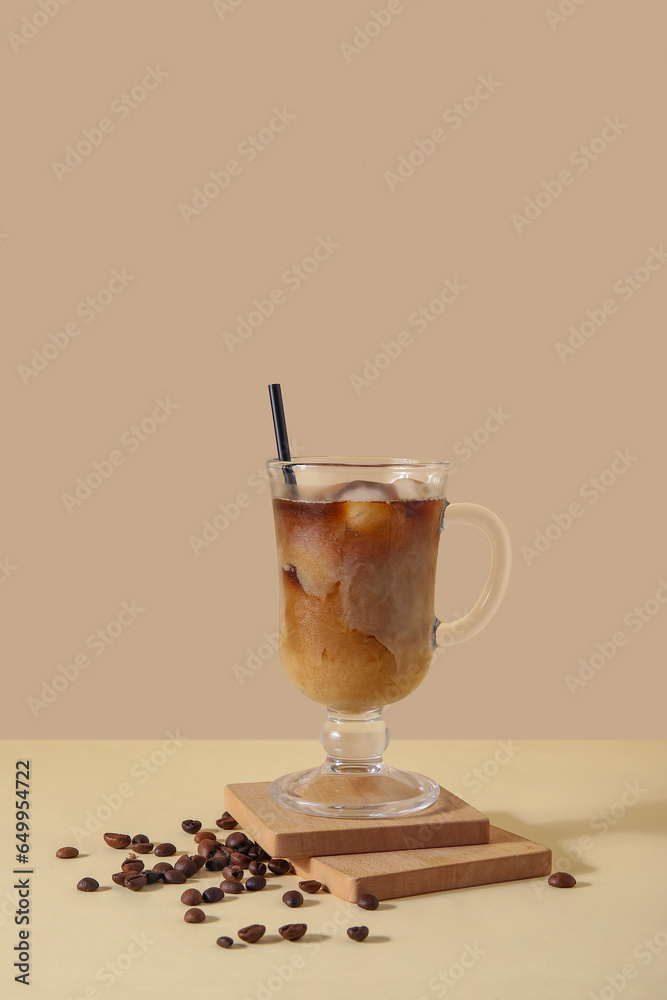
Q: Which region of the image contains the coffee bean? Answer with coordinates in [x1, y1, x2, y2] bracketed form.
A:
[246, 845, 262, 859]
[202, 886, 225, 903]
[103, 833, 131, 850]
[248, 861, 266, 877]
[268, 859, 291, 876]
[77, 877, 99, 892]
[229, 852, 251, 869]
[548, 872, 577, 888]
[197, 841, 217, 859]
[225, 832, 249, 851]
[121, 859, 144, 873]
[222, 865, 243, 882]
[194, 830, 217, 843]
[321, 885, 330, 893]
[347, 926, 369, 942]
[164, 869, 187, 884]
[216, 936, 234, 949]
[181, 819, 202, 834]
[184, 907, 205, 923]
[112, 872, 128, 886]
[153, 862, 173, 873]
[125, 874, 147, 891]
[131, 842, 154, 855]
[219, 879, 244, 894]
[56, 847, 79, 859]
[154, 843, 176, 857]
[181, 888, 203, 906]
[205, 857, 226, 872]
[174, 857, 197, 877]
[189, 855, 206, 871]
[245, 876, 266, 892]
[237, 924, 265, 943]
[143, 870, 163, 884]
[298, 880, 321, 894]
[215, 812, 238, 830]
[282, 890, 303, 908]
[131, 835, 149, 844]
[357, 893, 379, 910]
[279, 923, 307, 941]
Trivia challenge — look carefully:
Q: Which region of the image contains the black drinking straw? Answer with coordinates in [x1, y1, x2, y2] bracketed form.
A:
[268, 384, 296, 484]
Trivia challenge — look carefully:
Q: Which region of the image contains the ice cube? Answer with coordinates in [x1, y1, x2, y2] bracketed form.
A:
[329, 479, 398, 502]
[391, 476, 430, 500]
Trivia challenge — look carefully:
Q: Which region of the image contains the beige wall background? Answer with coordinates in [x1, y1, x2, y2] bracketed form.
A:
[3, 0, 666, 740]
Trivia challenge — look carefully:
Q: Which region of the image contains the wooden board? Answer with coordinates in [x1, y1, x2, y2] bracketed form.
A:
[290, 826, 552, 901]
[224, 781, 490, 858]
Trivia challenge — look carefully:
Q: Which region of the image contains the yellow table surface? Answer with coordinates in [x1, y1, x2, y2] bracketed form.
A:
[1, 740, 665, 1000]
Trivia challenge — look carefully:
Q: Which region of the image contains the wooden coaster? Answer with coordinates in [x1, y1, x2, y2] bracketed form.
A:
[224, 781, 490, 858]
[290, 826, 552, 901]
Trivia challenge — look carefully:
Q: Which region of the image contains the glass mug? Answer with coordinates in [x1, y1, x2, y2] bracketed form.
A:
[267, 457, 511, 819]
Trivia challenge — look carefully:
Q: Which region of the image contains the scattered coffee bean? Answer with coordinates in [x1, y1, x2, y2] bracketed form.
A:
[132, 842, 154, 855]
[164, 870, 187, 884]
[181, 888, 203, 906]
[282, 890, 303, 908]
[268, 859, 291, 876]
[194, 830, 217, 843]
[144, 870, 164, 884]
[112, 872, 128, 886]
[153, 862, 173, 873]
[357, 893, 379, 910]
[131, 835, 149, 844]
[205, 857, 226, 872]
[246, 845, 262, 859]
[298, 880, 321, 894]
[347, 926, 369, 942]
[174, 857, 197, 877]
[56, 847, 79, 859]
[279, 923, 307, 941]
[194, 830, 218, 844]
[215, 812, 238, 830]
[222, 865, 243, 882]
[77, 877, 99, 892]
[184, 907, 205, 923]
[154, 843, 176, 857]
[321, 885, 330, 893]
[125, 874, 147, 891]
[103, 833, 131, 850]
[189, 855, 206, 872]
[181, 819, 202, 834]
[248, 861, 266, 877]
[225, 832, 249, 851]
[548, 872, 577, 888]
[245, 876, 266, 892]
[202, 886, 225, 903]
[121, 859, 144, 873]
[238, 924, 265, 943]
[229, 852, 251, 869]
[216, 936, 234, 949]
[197, 841, 218, 859]
[219, 879, 244, 894]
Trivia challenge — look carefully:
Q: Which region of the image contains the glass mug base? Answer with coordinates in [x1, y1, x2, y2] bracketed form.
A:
[269, 708, 440, 819]
[269, 764, 441, 819]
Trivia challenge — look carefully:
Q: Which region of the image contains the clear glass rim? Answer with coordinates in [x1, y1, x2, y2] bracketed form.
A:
[267, 456, 451, 470]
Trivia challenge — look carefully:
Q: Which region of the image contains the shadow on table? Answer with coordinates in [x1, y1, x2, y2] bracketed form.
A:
[488, 799, 667, 876]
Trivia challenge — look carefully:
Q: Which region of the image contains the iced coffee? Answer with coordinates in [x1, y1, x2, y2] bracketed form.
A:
[272, 479, 446, 712]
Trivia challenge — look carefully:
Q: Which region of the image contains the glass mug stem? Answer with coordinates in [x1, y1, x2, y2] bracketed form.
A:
[320, 709, 389, 773]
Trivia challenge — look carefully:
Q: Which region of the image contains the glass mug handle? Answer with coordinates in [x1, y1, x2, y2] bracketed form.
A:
[435, 501, 511, 647]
